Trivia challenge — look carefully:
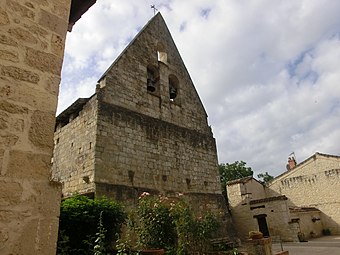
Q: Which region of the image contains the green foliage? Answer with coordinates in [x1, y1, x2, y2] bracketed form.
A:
[257, 172, 274, 184]
[231, 248, 239, 255]
[117, 193, 220, 254]
[94, 211, 107, 255]
[57, 195, 126, 255]
[137, 194, 177, 250]
[219, 161, 253, 185]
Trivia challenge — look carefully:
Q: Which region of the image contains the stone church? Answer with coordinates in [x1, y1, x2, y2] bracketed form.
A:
[52, 13, 228, 220]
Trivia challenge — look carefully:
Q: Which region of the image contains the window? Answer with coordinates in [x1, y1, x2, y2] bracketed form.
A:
[156, 42, 167, 64]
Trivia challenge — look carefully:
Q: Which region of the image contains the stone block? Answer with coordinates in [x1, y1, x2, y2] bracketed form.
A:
[51, 33, 64, 57]
[0, 49, 19, 63]
[38, 9, 67, 36]
[0, 34, 18, 46]
[8, 27, 38, 45]
[0, 181, 23, 206]
[0, 111, 9, 129]
[6, 0, 35, 19]
[0, 65, 40, 83]
[0, 78, 58, 110]
[0, 100, 28, 114]
[11, 217, 59, 255]
[29, 110, 55, 150]
[23, 24, 49, 39]
[25, 47, 62, 75]
[7, 150, 50, 179]
[0, 132, 19, 147]
[0, 7, 9, 25]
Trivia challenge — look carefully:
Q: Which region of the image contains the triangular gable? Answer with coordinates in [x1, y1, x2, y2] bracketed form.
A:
[96, 13, 210, 132]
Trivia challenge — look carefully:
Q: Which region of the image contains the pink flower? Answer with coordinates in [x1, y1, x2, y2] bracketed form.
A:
[139, 192, 150, 198]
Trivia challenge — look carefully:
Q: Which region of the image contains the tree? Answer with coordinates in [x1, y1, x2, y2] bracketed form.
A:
[219, 160, 253, 185]
[257, 172, 274, 184]
[218, 161, 253, 208]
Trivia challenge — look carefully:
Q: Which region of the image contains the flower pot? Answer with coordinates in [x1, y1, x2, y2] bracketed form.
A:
[141, 249, 165, 255]
[249, 232, 263, 240]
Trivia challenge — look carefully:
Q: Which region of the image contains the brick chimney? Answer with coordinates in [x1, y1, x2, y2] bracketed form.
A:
[287, 157, 296, 171]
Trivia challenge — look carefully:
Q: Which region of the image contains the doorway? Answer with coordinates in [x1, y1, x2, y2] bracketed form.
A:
[254, 214, 270, 237]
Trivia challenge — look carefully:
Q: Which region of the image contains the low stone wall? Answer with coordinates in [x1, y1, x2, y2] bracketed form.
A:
[245, 238, 273, 255]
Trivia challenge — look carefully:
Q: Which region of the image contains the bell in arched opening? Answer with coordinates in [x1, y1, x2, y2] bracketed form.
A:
[169, 87, 177, 99]
[147, 65, 158, 92]
[147, 78, 156, 92]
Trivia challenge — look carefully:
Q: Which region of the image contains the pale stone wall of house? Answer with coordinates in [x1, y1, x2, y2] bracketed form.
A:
[242, 179, 266, 200]
[227, 183, 258, 240]
[0, 0, 70, 254]
[290, 211, 323, 238]
[251, 199, 299, 242]
[227, 180, 299, 242]
[52, 97, 97, 197]
[269, 153, 340, 234]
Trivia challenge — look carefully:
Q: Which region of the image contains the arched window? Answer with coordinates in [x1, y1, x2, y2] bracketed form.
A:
[168, 74, 179, 101]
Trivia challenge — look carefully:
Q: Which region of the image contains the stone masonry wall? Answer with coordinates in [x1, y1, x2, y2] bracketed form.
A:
[52, 97, 98, 197]
[251, 199, 299, 242]
[95, 101, 220, 197]
[227, 181, 299, 241]
[227, 183, 258, 240]
[0, 0, 70, 254]
[91, 14, 224, 216]
[269, 154, 340, 234]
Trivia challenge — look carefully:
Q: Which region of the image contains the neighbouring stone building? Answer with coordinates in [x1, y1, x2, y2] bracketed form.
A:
[268, 152, 340, 235]
[52, 13, 232, 233]
[227, 152, 340, 242]
[0, 0, 95, 254]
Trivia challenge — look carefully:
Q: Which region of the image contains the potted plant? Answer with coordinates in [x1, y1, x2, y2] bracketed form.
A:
[249, 230, 263, 240]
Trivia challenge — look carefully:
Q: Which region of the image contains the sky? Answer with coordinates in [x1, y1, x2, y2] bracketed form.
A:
[58, 0, 340, 177]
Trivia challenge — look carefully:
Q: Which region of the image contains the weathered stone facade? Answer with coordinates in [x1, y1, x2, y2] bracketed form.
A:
[268, 152, 340, 235]
[0, 0, 95, 254]
[52, 14, 229, 226]
[227, 152, 340, 242]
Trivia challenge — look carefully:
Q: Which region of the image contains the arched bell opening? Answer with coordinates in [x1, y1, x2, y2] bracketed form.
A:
[168, 74, 179, 101]
[146, 65, 159, 93]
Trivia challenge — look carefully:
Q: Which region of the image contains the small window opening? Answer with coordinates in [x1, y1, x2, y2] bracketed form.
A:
[156, 42, 167, 64]
[186, 178, 191, 189]
[157, 51, 167, 64]
[89, 142, 92, 149]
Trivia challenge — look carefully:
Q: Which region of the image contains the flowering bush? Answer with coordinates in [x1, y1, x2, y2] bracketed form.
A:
[137, 192, 177, 250]
[117, 192, 219, 254]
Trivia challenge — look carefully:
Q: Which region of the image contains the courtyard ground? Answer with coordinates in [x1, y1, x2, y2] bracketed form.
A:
[272, 235, 340, 255]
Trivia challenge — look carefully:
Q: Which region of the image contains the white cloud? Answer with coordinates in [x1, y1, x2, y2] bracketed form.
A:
[58, 0, 340, 177]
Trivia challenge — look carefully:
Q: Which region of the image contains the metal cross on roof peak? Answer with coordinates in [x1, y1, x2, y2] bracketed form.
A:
[151, 5, 158, 16]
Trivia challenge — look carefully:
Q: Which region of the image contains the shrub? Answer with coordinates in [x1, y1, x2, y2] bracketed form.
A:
[116, 193, 219, 254]
[57, 195, 126, 255]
